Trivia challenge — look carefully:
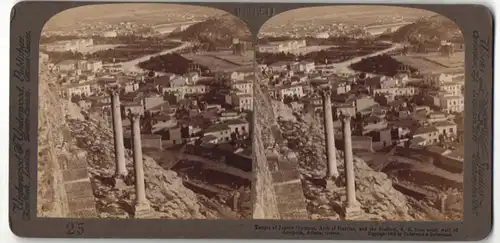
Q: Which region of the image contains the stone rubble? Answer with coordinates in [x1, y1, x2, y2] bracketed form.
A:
[272, 99, 423, 221]
[55, 92, 242, 219]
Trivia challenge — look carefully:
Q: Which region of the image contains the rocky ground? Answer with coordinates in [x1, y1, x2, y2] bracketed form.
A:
[67, 105, 246, 219]
[37, 69, 67, 217]
[38, 66, 244, 219]
[266, 97, 436, 221]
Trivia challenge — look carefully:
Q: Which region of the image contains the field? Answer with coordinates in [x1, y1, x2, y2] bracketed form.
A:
[393, 52, 464, 74]
[419, 52, 465, 69]
[183, 51, 254, 72]
[257, 42, 392, 65]
[43, 4, 224, 31]
[260, 5, 436, 30]
[204, 51, 254, 66]
[77, 44, 123, 54]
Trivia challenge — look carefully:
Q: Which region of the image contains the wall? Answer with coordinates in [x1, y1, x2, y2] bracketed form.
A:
[251, 84, 281, 219]
[37, 69, 97, 218]
[252, 122, 281, 219]
[142, 136, 163, 150]
[434, 155, 463, 173]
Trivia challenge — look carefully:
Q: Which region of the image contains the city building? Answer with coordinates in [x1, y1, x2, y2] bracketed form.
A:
[434, 121, 458, 137]
[412, 126, 440, 145]
[372, 86, 417, 97]
[60, 82, 92, 98]
[316, 32, 330, 39]
[258, 40, 307, 54]
[230, 93, 253, 111]
[231, 81, 253, 95]
[439, 82, 463, 96]
[203, 124, 232, 143]
[224, 119, 250, 138]
[42, 39, 94, 52]
[55, 60, 78, 72]
[439, 95, 464, 113]
[424, 73, 454, 87]
[269, 84, 305, 100]
[292, 61, 315, 73]
[101, 31, 118, 38]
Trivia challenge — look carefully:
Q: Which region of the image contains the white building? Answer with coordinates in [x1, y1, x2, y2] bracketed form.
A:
[258, 40, 307, 54]
[101, 31, 118, 38]
[424, 73, 454, 88]
[55, 60, 78, 72]
[269, 84, 305, 100]
[373, 86, 417, 97]
[61, 82, 92, 98]
[292, 61, 315, 73]
[439, 95, 464, 113]
[315, 32, 330, 39]
[42, 39, 94, 52]
[439, 82, 462, 96]
[230, 93, 253, 111]
[232, 81, 253, 95]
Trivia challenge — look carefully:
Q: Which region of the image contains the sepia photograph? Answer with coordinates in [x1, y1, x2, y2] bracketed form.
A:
[253, 5, 464, 221]
[37, 3, 255, 219]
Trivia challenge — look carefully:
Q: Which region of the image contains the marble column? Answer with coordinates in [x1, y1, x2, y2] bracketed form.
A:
[341, 114, 356, 206]
[341, 114, 361, 219]
[130, 113, 151, 217]
[233, 191, 240, 212]
[440, 194, 448, 213]
[320, 88, 339, 178]
[108, 86, 127, 179]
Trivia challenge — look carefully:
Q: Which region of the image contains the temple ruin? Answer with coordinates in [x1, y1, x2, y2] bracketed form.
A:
[108, 84, 127, 187]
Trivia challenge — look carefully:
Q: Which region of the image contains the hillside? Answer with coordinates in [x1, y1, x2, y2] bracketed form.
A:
[388, 15, 463, 43]
[254, 78, 440, 220]
[37, 64, 239, 219]
[171, 14, 251, 49]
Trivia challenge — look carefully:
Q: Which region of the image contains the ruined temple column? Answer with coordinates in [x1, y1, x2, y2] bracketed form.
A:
[320, 88, 339, 178]
[233, 191, 240, 212]
[108, 85, 127, 180]
[439, 194, 448, 213]
[130, 113, 152, 217]
[341, 114, 361, 219]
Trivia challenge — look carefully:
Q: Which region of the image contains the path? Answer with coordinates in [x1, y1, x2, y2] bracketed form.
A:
[267, 155, 310, 220]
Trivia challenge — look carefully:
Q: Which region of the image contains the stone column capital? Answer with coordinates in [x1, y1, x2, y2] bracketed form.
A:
[340, 113, 352, 123]
[128, 113, 141, 122]
[106, 83, 121, 96]
[318, 87, 332, 97]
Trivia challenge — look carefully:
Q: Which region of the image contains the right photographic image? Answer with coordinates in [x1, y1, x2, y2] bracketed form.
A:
[253, 5, 464, 221]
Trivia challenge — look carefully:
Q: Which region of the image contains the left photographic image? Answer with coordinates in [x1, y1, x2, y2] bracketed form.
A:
[37, 3, 255, 219]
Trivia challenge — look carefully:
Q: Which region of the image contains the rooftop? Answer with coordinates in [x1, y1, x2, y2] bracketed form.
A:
[411, 137, 427, 144]
[433, 121, 457, 127]
[62, 82, 92, 89]
[204, 123, 230, 133]
[201, 135, 218, 142]
[414, 126, 439, 135]
[426, 146, 450, 155]
[224, 119, 248, 125]
[57, 60, 78, 65]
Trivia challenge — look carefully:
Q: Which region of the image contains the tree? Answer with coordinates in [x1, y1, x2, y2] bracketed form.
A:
[70, 94, 81, 103]
[163, 92, 178, 104]
[283, 95, 293, 105]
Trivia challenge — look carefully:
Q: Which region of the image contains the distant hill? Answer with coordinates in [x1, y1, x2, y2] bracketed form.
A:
[387, 15, 463, 44]
[170, 14, 251, 49]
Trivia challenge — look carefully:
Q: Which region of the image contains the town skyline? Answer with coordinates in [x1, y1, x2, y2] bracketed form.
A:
[37, 4, 464, 222]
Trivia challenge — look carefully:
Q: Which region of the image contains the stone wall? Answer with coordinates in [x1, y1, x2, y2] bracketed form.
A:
[37, 67, 97, 218]
[251, 84, 280, 219]
[141, 135, 163, 150]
